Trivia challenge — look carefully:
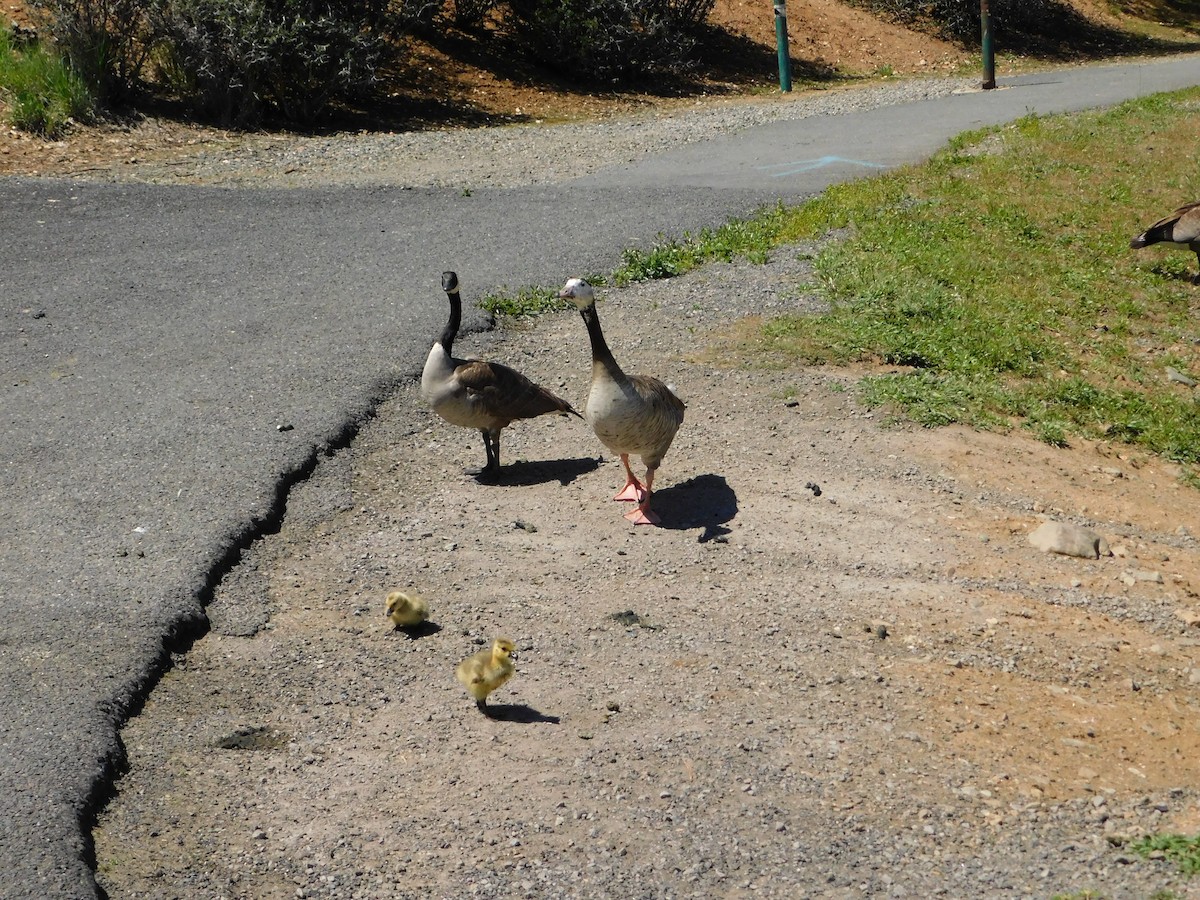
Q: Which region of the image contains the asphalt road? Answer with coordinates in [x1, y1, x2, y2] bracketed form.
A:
[2, 53, 1198, 899]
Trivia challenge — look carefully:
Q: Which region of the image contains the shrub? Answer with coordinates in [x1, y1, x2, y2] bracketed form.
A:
[844, 0, 1128, 49]
[394, 0, 441, 31]
[150, 0, 389, 125]
[451, 0, 497, 29]
[0, 27, 94, 136]
[26, 0, 152, 102]
[507, 0, 715, 82]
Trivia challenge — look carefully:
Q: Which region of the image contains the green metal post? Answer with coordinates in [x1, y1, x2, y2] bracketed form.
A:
[774, 0, 792, 93]
[980, 0, 996, 89]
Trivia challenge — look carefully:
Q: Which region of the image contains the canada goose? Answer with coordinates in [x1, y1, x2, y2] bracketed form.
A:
[421, 271, 581, 479]
[385, 590, 429, 628]
[1131, 201, 1200, 283]
[455, 638, 517, 715]
[558, 277, 685, 525]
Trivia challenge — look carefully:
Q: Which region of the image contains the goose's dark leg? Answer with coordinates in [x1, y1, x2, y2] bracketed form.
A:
[613, 453, 645, 502]
[470, 428, 502, 480]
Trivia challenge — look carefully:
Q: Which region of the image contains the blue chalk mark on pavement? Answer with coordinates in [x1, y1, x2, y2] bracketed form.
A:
[757, 156, 887, 177]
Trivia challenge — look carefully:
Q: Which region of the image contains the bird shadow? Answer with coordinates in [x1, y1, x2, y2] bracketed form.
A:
[481, 703, 561, 724]
[1146, 262, 1200, 284]
[394, 621, 442, 640]
[650, 473, 738, 541]
[488, 455, 602, 487]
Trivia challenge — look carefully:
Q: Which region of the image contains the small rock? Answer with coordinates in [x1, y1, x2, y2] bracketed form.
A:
[1028, 521, 1109, 559]
[863, 621, 888, 639]
[1167, 366, 1197, 387]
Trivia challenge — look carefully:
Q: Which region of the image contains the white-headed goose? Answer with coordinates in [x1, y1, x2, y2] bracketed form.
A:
[1131, 201, 1200, 283]
[559, 277, 685, 526]
[421, 271, 580, 480]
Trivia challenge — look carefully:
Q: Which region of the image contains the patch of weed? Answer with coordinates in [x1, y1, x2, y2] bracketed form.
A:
[1131, 832, 1200, 877]
[0, 30, 93, 137]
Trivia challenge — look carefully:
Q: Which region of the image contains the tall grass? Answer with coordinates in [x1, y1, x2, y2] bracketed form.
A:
[0, 29, 92, 138]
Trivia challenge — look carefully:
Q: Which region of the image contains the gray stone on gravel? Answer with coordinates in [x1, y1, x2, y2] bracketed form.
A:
[1028, 521, 1110, 559]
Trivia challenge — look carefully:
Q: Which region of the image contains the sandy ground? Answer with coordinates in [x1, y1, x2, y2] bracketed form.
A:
[92, 247, 1200, 898]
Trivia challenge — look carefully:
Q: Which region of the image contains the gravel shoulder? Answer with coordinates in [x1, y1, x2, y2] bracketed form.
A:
[72, 66, 1200, 897]
[54, 77, 979, 189]
[92, 229, 1200, 897]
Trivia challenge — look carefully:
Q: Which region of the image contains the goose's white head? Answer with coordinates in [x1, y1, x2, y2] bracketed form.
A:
[558, 277, 595, 309]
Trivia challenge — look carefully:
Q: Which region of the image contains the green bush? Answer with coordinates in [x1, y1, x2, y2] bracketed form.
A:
[27, 0, 152, 102]
[150, 0, 389, 125]
[0, 28, 94, 136]
[507, 0, 715, 82]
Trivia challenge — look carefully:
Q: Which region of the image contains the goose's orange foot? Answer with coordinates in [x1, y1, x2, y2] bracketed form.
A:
[623, 504, 660, 526]
[613, 481, 644, 502]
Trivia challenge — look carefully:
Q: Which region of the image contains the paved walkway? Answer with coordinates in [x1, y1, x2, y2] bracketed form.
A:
[1, 52, 1197, 898]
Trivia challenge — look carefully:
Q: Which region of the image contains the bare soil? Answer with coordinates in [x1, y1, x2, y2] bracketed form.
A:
[91, 250, 1200, 896]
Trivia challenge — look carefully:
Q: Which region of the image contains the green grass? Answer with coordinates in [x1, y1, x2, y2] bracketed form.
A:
[1132, 833, 1200, 877]
[749, 88, 1200, 470]
[593, 93, 1200, 468]
[612, 205, 786, 285]
[0, 30, 93, 138]
[479, 284, 570, 318]
[480, 88, 1200, 477]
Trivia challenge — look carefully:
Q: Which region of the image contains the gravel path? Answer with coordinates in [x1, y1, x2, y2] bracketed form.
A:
[92, 258, 1200, 899]
[108, 77, 979, 189]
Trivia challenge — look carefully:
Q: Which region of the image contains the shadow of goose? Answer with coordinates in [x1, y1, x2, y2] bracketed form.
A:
[487, 455, 602, 487]
[650, 474, 738, 541]
[481, 703, 561, 724]
[394, 621, 442, 640]
[1147, 262, 1200, 284]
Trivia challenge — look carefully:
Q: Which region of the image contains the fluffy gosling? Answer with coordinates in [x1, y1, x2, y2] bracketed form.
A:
[455, 638, 517, 715]
[386, 590, 430, 628]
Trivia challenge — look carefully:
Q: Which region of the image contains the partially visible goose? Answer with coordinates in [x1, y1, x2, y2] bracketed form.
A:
[421, 271, 580, 480]
[1131, 201, 1200, 283]
[559, 277, 685, 526]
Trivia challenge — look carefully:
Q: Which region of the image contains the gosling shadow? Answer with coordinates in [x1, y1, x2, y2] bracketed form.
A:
[487, 455, 602, 487]
[481, 703, 561, 724]
[394, 621, 442, 640]
[650, 474, 738, 541]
